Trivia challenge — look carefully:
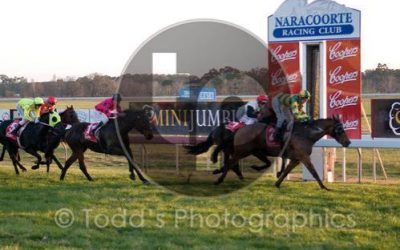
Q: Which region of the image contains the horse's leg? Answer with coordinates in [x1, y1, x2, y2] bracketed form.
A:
[52, 155, 64, 170]
[227, 148, 244, 181]
[24, 148, 42, 170]
[0, 146, 5, 161]
[250, 151, 272, 172]
[212, 150, 228, 175]
[60, 152, 79, 180]
[274, 159, 299, 188]
[11, 148, 27, 172]
[77, 153, 93, 181]
[276, 158, 287, 178]
[302, 157, 330, 191]
[231, 163, 244, 180]
[125, 145, 149, 184]
[211, 144, 224, 164]
[7, 149, 20, 175]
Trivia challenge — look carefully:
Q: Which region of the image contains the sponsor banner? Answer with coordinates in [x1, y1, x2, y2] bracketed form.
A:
[268, 42, 301, 96]
[129, 102, 244, 139]
[268, 0, 361, 42]
[0, 109, 11, 121]
[371, 99, 400, 138]
[326, 39, 361, 139]
[76, 109, 90, 123]
[89, 109, 104, 123]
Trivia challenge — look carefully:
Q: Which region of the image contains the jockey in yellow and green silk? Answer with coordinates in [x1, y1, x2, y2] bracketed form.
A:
[272, 90, 311, 141]
[12, 97, 44, 135]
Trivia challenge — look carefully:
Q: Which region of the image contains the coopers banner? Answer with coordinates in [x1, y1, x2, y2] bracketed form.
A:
[268, 42, 301, 96]
[326, 40, 361, 139]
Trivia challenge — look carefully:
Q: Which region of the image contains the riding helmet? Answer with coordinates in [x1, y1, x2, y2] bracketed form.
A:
[34, 97, 44, 105]
[299, 90, 311, 99]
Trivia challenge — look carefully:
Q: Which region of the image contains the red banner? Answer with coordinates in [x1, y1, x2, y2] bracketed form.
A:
[268, 42, 301, 97]
[326, 40, 361, 139]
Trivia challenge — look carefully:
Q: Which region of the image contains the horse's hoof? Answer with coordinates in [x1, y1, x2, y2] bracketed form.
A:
[274, 183, 281, 188]
[142, 180, 150, 185]
[21, 168, 27, 172]
[322, 187, 331, 191]
[212, 169, 221, 175]
[129, 174, 136, 181]
[239, 176, 244, 181]
[31, 165, 39, 170]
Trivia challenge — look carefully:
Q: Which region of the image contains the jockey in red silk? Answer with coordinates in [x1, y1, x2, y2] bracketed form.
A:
[91, 93, 122, 136]
[40, 96, 58, 116]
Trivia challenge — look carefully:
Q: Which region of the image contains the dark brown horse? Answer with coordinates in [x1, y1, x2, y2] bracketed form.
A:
[215, 116, 350, 190]
[184, 102, 276, 180]
[60, 109, 153, 184]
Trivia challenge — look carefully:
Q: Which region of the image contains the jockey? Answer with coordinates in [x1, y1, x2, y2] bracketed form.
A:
[40, 96, 58, 115]
[12, 97, 44, 136]
[272, 90, 311, 142]
[239, 95, 269, 125]
[91, 93, 122, 136]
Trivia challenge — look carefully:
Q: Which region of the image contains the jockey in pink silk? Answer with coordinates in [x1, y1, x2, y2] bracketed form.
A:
[91, 94, 122, 136]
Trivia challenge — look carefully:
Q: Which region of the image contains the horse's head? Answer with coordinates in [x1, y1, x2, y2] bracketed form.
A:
[60, 106, 80, 125]
[120, 108, 154, 140]
[329, 115, 351, 147]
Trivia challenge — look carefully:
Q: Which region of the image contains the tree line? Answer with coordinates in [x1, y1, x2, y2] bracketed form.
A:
[0, 64, 398, 98]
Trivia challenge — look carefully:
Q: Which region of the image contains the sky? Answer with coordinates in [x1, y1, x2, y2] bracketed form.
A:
[1, 0, 399, 81]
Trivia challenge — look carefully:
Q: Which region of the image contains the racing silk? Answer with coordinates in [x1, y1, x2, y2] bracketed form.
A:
[18, 98, 40, 121]
[95, 98, 122, 118]
[244, 101, 260, 118]
[48, 112, 61, 127]
[40, 103, 56, 115]
[277, 93, 309, 122]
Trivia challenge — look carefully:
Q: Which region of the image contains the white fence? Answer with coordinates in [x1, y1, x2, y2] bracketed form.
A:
[0, 108, 102, 123]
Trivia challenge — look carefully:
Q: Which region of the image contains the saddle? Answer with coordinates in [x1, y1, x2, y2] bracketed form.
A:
[226, 121, 245, 133]
[6, 120, 27, 141]
[6, 120, 28, 148]
[84, 123, 100, 143]
[265, 125, 281, 148]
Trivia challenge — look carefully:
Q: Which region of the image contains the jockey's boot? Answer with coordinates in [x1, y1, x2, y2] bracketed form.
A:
[274, 126, 284, 142]
[11, 124, 22, 136]
[91, 122, 104, 137]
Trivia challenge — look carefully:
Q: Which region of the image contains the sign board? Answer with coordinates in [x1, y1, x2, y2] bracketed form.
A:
[129, 101, 244, 139]
[178, 86, 216, 102]
[326, 40, 361, 138]
[268, 0, 361, 42]
[0, 109, 11, 121]
[371, 99, 400, 138]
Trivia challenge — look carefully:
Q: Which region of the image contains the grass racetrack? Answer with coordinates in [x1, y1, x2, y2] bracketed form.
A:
[0, 98, 399, 248]
[0, 151, 399, 249]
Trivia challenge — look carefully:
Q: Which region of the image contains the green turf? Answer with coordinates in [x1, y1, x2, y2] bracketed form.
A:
[0, 153, 399, 249]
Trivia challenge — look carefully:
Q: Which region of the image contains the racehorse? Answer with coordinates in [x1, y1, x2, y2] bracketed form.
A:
[60, 108, 154, 184]
[214, 116, 350, 189]
[0, 106, 79, 174]
[184, 102, 276, 180]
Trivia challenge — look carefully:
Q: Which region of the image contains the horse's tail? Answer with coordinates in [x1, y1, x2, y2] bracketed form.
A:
[184, 133, 214, 155]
